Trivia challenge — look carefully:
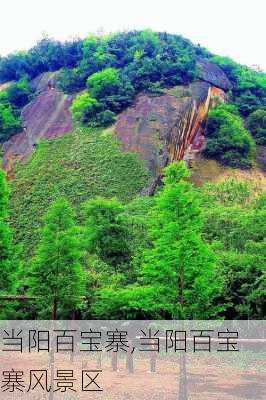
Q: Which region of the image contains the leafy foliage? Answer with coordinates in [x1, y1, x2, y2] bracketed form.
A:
[212, 55, 266, 117]
[4, 153, 266, 320]
[92, 163, 222, 319]
[0, 78, 32, 142]
[0, 170, 14, 294]
[29, 198, 85, 318]
[204, 103, 255, 168]
[0, 38, 83, 82]
[202, 180, 265, 319]
[9, 128, 151, 258]
[6, 77, 33, 108]
[136, 162, 221, 319]
[83, 197, 132, 271]
[0, 92, 21, 142]
[246, 109, 266, 145]
[70, 92, 101, 124]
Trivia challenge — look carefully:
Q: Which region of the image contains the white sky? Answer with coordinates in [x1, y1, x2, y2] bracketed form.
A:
[0, 0, 265, 70]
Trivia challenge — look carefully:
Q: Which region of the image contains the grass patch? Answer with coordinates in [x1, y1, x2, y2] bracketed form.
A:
[9, 127, 151, 257]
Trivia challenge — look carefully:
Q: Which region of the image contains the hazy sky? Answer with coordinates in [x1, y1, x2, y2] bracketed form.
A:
[0, 0, 265, 70]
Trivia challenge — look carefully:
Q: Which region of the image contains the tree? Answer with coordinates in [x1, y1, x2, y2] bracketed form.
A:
[202, 180, 265, 319]
[138, 162, 221, 319]
[29, 198, 85, 318]
[247, 109, 266, 145]
[217, 244, 265, 319]
[86, 67, 134, 112]
[93, 163, 222, 320]
[70, 92, 101, 124]
[7, 77, 33, 109]
[87, 67, 120, 98]
[0, 170, 13, 293]
[212, 55, 266, 115]
[204, 103, 255, 168]
[95, 110, 116, 126]
[83, 197, 132, 272]
[0, 92, 21, 142]
[57, 67, 86, 93]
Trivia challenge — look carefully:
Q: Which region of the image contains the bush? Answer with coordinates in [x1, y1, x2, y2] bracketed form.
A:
[7, 77, 32, 108]
[95, 110, 116, 126]
[86, 68, 120, 98]
[0, 92, 21, 142]
[70, 92, 101, 124]
[246, 109, 266, 145]
[57, 68, 87, 93]
[204, 103, 255, 168]
[212, 55, 266, 117]
[86, 67, 135, 112]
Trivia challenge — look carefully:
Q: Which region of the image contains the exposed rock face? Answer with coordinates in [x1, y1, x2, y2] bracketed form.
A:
[115, 81, 226, 189]
[196, 58, 232, 91]
[2, 72, 73, 175]
[1, 60, 229, 181]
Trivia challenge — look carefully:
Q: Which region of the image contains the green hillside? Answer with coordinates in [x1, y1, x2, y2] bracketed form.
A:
[9, 127, 150, 256]
[0, 30, 265, 321]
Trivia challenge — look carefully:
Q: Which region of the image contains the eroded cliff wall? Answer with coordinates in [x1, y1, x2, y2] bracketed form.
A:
[2, 72, 73, 175]
[1, 60, 230, 183]
[115, 82, 226, 185]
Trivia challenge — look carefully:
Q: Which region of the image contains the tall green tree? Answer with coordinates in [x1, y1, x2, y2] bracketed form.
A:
[0, 170, 13, 293]
[138, 162, 221, 319]
[93, 162, 222, 319]
[83, 197, 132, 272]
[29, 198, 85, 318]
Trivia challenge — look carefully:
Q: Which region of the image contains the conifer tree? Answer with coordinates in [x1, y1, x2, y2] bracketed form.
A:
[30, 198, 85, 318]
[0, 169, 13, 293]
[83, 197, 132, 271]
[140, 161, 222, 319]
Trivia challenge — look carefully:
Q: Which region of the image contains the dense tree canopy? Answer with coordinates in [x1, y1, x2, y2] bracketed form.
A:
[1, 156, 265, 320]
[204, 103, 255, 168]
[29, 198, 86, 318]
[0, 92, 21, 142]
[212, 55, 266, 117]
[246, 108, 266, 145]
[0, 30, 265, 161]
[0, 31, 265, 320]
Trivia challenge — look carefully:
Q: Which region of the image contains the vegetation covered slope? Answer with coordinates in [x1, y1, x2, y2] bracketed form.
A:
[9, 127, 150, 257]
[1, 30, 264, 172]
[0, 30, 265, 320]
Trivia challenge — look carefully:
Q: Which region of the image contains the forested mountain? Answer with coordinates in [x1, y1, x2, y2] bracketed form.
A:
[0, 31, 265, 320]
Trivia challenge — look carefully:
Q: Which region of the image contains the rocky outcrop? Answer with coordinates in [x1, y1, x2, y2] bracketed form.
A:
[196, 58, 232, 91]
[115, 81, 226, 192]
[1, 60, 229, 181]
[2, 72, 73, 175]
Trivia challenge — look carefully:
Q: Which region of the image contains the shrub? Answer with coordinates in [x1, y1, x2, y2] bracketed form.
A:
[246, 109, 266, 145]
[0, 93, 21, 142]
[70, 92, 101, 123]
[7, 77, 32, 108]
[57, 68, 86, 93]
[204, 103, 255, 168]
[86, 67, 120, 98]
[95, 110, 116, 126]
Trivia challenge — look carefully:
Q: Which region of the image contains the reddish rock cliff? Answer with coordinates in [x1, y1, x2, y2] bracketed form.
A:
[115, 81, 226, 188]
[2, 72, 73, 175]
[1, 60, 230, 182]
